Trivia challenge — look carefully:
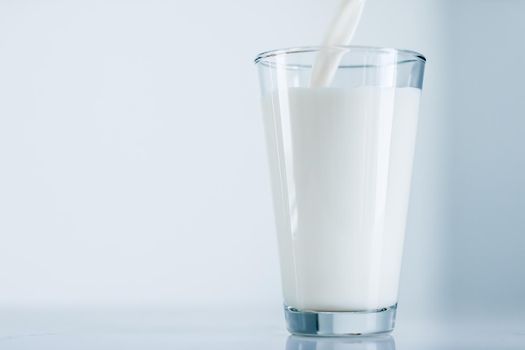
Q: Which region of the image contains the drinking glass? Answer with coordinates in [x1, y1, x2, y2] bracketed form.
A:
[255, 46, 426, 336]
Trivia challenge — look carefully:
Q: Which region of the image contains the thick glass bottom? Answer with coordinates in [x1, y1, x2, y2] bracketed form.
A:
[284, 304, 397, 336]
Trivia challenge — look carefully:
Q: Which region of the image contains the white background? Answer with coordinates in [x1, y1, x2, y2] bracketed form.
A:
[0, 0, 523, 324]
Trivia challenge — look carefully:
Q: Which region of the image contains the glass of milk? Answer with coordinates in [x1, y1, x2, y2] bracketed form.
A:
[255, 46, 426, 336]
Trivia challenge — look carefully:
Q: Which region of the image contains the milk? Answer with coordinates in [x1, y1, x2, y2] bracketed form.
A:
[262, 87, 421, 311]
[311, 0, 367, 87]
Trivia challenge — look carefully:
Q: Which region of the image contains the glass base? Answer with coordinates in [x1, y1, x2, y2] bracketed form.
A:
[284, 304, 397, 336]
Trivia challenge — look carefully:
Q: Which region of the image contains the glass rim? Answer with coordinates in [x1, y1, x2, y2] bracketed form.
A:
[254, 45, 427, 65]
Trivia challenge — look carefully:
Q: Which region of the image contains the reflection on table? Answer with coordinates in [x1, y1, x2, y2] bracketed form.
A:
[286, 334, 395, 350]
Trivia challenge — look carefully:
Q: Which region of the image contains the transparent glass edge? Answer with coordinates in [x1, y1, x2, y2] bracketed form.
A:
[254, 45, 427, 65]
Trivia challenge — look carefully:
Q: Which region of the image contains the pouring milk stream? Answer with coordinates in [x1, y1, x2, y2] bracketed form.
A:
[310, 0, 367, 87]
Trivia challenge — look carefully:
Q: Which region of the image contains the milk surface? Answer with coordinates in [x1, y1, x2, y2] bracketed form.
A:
[262, 87, 420, 311]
